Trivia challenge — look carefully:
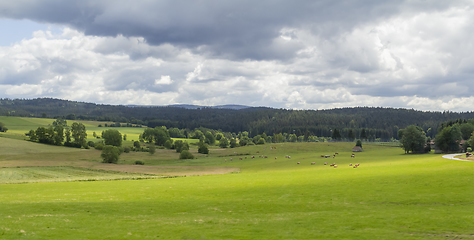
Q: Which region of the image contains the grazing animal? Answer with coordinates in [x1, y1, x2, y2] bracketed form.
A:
[230, 158, 233, 161]
[297, 162, 300, 164]
[321, 155, 325, 158]
[288, 156, 291, 159]
[256, 151, 259, 153]
[333, 155, 335, 158]
[330, 163, 335, 167]
[325, 155, 331, 158]
[335, 152, 339, 155]
[245, 157, 247, 159]
[275, 157, 277, 159]
[334, 165, 338, 168]
[351, 154, 355, 158]
[239, 158, 242, 160]
[353, 165, 357, 168]
[252, 156, 255, 159]
[324, 162, 328, 165]
[311, 162, 316, 165]
[264, 156, 268, 158]
[349, 163, 352, 166]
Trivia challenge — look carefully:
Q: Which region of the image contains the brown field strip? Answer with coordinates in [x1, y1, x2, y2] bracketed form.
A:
[0, 159, 239, 176]
[0, 138, 239, 176]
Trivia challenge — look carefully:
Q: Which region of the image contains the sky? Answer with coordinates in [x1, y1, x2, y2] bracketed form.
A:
[0, 0, 473, 112]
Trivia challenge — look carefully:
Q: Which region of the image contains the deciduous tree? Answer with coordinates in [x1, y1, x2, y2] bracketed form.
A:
[174, 140, 189, 153]
[198, 142, 209, 154]
[435, 125, 462, 153]
[101, 145, 120, 163]
[0, 122, 8, 132]
[219, 137, 229, 148]
[204, 131, 216, 145]
[53, 125, 64, 145]
[400, 125, 426, 153]
[71, 122, 87, 148]
[102, 129, 122, 147]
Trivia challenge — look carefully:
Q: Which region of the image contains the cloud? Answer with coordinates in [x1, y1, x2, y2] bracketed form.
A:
[155, 75, 172, 85]
[0, 0, 422, 60]
[0, 1, 474, 112]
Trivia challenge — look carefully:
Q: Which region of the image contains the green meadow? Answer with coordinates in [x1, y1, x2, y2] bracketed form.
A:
[0, 117, 473, 239]
[0, 116, 144, 142]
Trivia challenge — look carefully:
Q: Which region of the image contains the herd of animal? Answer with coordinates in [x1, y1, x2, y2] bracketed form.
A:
[224, 150, 361, 168]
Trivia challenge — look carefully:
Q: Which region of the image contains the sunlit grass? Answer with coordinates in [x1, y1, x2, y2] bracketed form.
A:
[0, 118, 473, 238]
[0, 148, 472, 238]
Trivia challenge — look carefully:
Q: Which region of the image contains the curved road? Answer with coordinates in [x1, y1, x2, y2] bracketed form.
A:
[442, 154, 472, 161]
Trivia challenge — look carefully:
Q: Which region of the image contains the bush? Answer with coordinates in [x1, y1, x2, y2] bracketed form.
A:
[149, 145, 156, 155]
[164, 140, 173, 149]
[218, 137, 229, 148]
[239, 137, 249, 146]
[94, 143, 104, 150]
[87, 141, 95, 147]
[101, 145, 120, 163]
[134, 141, 141, 148]
[174, 140, 189, 153]
[134, 160, 145, 165]
[230, 138, 238, 148]
[198, 143, 209, 154]
[0, 122, 8, 132]
[179, 150, 194, 159]
[124, 147, 131, 153]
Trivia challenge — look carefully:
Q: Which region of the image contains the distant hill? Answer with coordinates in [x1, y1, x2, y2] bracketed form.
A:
[1, 97, 474, 139]
[127, 104, 251, 110]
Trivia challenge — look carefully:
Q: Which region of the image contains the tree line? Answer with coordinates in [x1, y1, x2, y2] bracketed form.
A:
[28, 119, 87, 148]
[399, 119, 474, 153]
[4, 98, 474, 140]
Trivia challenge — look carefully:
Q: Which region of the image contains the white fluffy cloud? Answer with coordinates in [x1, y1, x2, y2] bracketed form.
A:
[0, 1, 474, 111]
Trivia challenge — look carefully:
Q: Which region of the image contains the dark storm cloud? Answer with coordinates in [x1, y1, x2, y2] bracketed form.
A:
[0, 0, 415, 61]
[2, 0, 474, 111]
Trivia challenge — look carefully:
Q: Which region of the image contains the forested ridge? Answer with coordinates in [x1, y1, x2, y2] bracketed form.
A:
[1, 98, 473, 140]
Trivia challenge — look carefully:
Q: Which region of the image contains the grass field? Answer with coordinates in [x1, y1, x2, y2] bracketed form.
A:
[0, 137, 239, 177]
[0, 116, 204, 145]
[0, 166, 166, 184]
[0, 117, 473, 239]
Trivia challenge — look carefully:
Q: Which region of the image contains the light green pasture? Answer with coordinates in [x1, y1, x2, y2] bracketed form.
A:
[0, 116, 203, 144]
[0, 140, 473, 239]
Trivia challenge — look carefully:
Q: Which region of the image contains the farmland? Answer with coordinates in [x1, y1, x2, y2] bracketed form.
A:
[0, 117, 473, 239]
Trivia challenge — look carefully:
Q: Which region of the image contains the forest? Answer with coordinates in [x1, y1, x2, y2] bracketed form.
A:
[2, 98, 474, 140]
